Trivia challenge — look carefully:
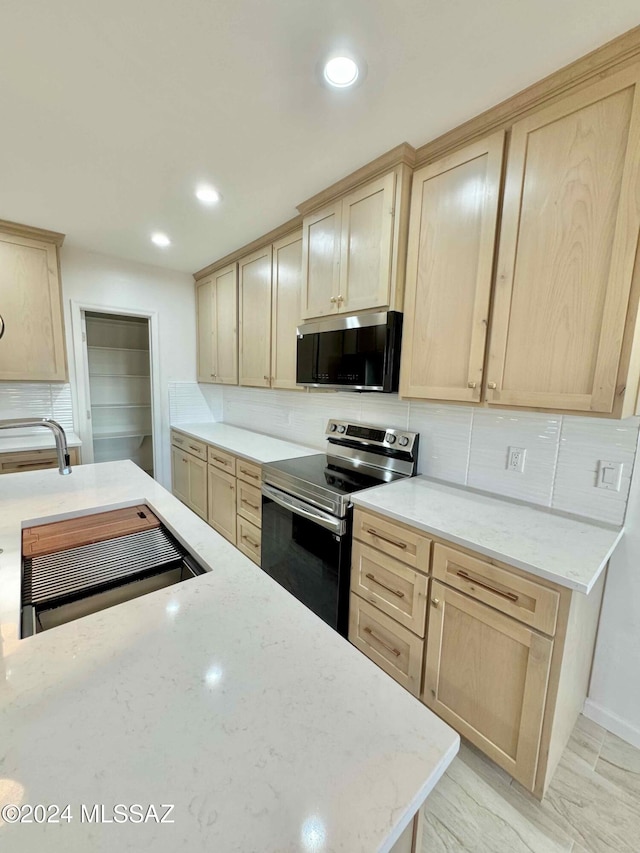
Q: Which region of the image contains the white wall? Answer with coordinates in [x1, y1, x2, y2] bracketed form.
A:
[585, 458, 640, 748]
[61, 246, 196, 487]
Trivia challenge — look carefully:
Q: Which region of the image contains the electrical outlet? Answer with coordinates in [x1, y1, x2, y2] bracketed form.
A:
[597, 460, 623, 491]
[507, 446, 526, 473]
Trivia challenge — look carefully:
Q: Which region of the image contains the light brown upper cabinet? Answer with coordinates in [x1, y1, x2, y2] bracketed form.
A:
[239, 246, 273, 387]
[0, 223, 67, 382]
[486, 66, 640, 415]
[196, 263, 238, 385]
[271, 229, 303, 389]
[400, 133, 505, 402]
[301, 169, 409, 320]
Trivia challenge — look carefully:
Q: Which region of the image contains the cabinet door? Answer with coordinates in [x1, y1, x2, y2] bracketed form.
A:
[0, 232, 66, 381]
[424, 581, 553, 790]
[213, 263, 238, 385]
[301, 202, 341, 319]
[271, 230, 303, 389]
[188, 455, 208, 520]
[486, 67, 640, 413]
[171, 446, 190, 505]
[208, 466, 237, 544]
[239, 247, 272, 387]
[338, 172, 396, 314]
[196, 277, 215, 383]
[400, 134, 504, 402]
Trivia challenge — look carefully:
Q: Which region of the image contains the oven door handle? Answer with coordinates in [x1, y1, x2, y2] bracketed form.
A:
[262, 484, 346, 535]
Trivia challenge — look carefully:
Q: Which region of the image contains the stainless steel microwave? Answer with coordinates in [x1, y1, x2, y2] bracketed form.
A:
[296, 311, 403, 392]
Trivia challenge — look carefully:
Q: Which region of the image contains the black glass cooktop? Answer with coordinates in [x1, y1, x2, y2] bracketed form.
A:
[264, 454, 402, 497]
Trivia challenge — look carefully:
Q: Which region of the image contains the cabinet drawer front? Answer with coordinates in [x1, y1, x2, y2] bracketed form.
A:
[353, 509, 431, 570]
[424, 581, 553, 790]
[171, 431, 207, 461]
[237, 517, 261, 565]
[351, 541, 428, 636]
[236, 458, 261, 486]
[349, 594, 424, 696]
[207, 445, 236, 474]
[0, 447, 80, 475]
[433, 544, 559, 635]
[237, 481, 262, 528]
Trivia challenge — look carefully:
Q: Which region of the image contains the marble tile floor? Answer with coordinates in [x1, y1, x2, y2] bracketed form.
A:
[421, 715, 640, 852]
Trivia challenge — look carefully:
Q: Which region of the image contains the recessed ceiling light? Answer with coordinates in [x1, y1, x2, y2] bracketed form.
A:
[151, 232, 171, 248]
[323, 56, 359, 88]
[195, 184, 221, 205]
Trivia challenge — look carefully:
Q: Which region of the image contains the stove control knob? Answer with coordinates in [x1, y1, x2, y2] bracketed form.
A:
[385, 433, 397, 444]
[398, 435, 410, 447]
[329, 423, 337, 432]
[337, 424, 346, 434]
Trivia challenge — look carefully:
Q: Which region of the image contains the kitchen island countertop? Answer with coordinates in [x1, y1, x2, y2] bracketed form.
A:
[0, 461, 458, 853]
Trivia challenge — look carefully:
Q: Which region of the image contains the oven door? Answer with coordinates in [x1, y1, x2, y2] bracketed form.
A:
[261, 483, 352, 636]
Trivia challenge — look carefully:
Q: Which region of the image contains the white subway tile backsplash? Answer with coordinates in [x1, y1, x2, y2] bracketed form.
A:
[552, 416, 640, 525]
[0, 382, 74, 432]
[408, 402, 472, 484]
[468, 410, 561, 505]
[186, 384, 640, 526]
[168, 382, 215, 425]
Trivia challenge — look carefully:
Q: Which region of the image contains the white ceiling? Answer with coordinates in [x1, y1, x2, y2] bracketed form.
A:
[1, 0, 639, 273]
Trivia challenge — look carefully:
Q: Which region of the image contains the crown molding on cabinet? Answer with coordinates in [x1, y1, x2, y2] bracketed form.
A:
[296, 142, 417, 217]
[0, 218, 65, 246]
[414, 24, 640, 166]
[193, 216, 302, 281]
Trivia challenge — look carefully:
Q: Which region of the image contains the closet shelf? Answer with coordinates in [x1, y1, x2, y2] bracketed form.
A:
[93, 428, 152, 440]
[90, 373, 151, 379]
[88, 345, 149, 353]
[91, 403, 151, 409]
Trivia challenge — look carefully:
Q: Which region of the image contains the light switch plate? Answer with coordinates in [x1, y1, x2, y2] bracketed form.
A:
[597, 460, 623, 492]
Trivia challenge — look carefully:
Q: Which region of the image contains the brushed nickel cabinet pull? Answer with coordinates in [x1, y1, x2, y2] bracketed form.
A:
[242, 534, 259, 549]
[0, 314, 5, 340]
[363, 626, 401, 657]
[330, 297, 337, 304]
[240, 469, 259, 480]
[456, 569, 519, 602]
[487, 382, 497, 390]
[467, 381, 477, 389]
[366, 528, 407, 549]
[189, 444, 201, 453]
[365, 572, 405, 598]
[242, 499, 259, 510]
[431, 597, 440, 608]
[213, 456, 228, 465]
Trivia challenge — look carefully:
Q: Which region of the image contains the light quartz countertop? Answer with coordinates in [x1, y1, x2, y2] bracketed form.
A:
[171, 421, 317, 464]
[0, 430, 82, 453]
[0, 461, 458, 853]
[352, 477, 623, 594]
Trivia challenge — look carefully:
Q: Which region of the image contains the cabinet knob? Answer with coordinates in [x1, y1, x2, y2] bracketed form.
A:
[330, 297, 337, 304]
[264, 375, 270, 381]
[467, 381, 477, 389]
[336, 295, 344, 303]
[431, 597, 440, 608]
[211, 373, 217, 378]
[487, 382, 497, 390]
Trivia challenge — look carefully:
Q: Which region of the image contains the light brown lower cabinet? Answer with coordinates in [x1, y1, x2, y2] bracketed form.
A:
[237, 516, 261, 565]
[348, 507, 606, 798]
[0, 446, 80, 475]
[208, 465, 237, 544]
[423, 580, 553, 790]
[170, 445, 207, 520]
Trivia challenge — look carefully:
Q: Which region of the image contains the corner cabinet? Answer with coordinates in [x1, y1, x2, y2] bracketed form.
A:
[196, 263, 238, 385]
[486, 66, 640, 415]
[400, 133, 504, 403]
[300, 167, 410, 320]
[0, 222, 67, 381]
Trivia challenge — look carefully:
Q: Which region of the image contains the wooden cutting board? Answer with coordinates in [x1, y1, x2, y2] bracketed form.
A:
[22, 505, 161, 558]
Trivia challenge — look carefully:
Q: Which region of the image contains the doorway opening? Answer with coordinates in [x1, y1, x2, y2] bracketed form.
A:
[82, 311, 154, 477]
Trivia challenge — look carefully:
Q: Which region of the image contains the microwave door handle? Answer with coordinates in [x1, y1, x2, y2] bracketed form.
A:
[262, 484, 344, 535]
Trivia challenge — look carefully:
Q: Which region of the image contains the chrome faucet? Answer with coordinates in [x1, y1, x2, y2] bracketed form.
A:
[0, 418, 72, 475]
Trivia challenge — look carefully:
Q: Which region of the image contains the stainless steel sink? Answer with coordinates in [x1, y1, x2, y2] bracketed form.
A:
[21, 524, 205, 637]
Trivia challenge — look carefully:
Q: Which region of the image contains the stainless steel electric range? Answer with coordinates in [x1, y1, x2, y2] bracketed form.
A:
[260, 420, 419, 637]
